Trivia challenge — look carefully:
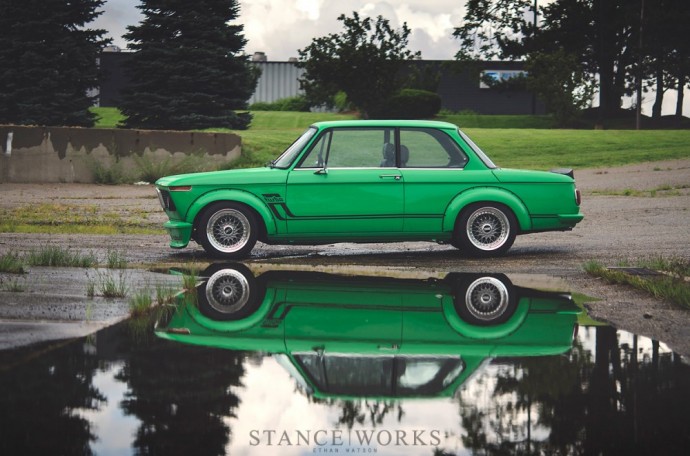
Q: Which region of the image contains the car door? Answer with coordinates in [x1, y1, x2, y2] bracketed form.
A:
[285, 127, 404, 234]
[397, 128, 481, 233]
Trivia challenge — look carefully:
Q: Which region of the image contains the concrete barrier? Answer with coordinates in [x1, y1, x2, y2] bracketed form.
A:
[0, 125, 242, 183]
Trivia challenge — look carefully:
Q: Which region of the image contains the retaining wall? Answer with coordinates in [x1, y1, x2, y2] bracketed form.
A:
[0, 125, 242, 183]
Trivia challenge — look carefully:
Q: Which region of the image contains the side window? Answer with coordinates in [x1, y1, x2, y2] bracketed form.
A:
[400, 128, 468, 168]
[298, 128, 394, 168]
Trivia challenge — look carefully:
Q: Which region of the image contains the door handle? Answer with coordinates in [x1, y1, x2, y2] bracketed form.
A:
[379, 174, 401, 180]
[377, 344, 400, 351]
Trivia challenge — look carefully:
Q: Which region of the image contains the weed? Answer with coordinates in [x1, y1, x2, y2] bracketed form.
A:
[1, 276, 26, 292]
[155, 282, 179, 305]
[26, 246, 97, 267]
[134, 153, 205, 183]
[89, 158, 130, 185]
[0, 252, 26, 274]
[584, 259, 690, 309]
[86, 269, 129, 298]
[106, 249, 128, 269]
[129, 289, 154, 318]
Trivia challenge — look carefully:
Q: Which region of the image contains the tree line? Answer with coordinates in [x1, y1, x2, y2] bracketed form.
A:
[1, 0, 688, 129]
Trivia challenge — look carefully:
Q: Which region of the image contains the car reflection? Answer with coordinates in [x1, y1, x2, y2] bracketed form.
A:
[156, 264, 581, 399]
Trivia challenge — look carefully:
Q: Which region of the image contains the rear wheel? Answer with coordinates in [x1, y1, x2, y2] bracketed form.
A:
[454, 203, 517, 257]
[453, 274, 516, 326]
[198, 202, 258, 259]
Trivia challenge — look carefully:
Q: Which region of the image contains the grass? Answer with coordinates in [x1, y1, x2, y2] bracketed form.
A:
[106, 249, 128, 269]
[91, 108, 690, 171]
[583, 258, 690, 309]
[0, 203, 163, 235]
[26, 246, 98, 268]
[0, 252, 26, 274]
[590, 184, 688, 197]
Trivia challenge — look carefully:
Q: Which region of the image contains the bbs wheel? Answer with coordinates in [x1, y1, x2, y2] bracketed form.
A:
[198, 263, 263, 321]
[454, 203, 517, 257]
[453, 274, 516, 326]
[198, 202, 258, 259]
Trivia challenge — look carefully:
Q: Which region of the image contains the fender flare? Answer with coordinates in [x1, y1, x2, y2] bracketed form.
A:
[187, 189, 278, 236]
[443, 187, 532, 233]
[442, 298, 530, 339]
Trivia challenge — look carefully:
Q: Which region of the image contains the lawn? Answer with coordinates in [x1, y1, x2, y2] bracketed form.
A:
[90, 108, 690, 170]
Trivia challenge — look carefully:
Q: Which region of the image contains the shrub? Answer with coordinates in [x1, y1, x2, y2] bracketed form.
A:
[377, 89, 442, 119]
[250, 95, 311, 112]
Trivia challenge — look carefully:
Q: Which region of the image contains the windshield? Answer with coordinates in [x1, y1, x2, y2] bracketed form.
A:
[271, 127, 317, 169]
[458, 129, 497, 169]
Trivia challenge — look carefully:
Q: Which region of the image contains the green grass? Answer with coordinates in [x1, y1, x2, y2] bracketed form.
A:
[26, 246, 98, 268]
[0, 252, 26, 274]
[91, 107, 125, 128]
[91, 108, 690, 171]
[583, 258, 690, 309]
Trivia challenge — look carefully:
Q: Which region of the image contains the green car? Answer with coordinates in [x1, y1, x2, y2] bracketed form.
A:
[155, 120, 583, 258]
[155, 264, 581, 399]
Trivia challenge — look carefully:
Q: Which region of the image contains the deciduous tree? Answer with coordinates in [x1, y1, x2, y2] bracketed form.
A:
[297, 12, 420, 119]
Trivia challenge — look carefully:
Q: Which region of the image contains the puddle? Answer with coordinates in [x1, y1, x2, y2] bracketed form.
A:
[1, 264, 689, 454]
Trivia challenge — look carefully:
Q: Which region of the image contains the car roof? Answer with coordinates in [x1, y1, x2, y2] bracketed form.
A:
[311, 119, 459, 130]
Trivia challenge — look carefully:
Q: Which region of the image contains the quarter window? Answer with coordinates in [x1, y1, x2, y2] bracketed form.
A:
[399, 128, 468, 168]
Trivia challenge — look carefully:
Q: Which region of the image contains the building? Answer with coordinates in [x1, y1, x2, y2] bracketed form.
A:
[97, 50, 544, 115]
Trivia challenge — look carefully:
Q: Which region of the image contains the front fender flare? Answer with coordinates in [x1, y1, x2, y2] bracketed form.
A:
[443, 187, 532, 233]
[187, 190, 277, 236]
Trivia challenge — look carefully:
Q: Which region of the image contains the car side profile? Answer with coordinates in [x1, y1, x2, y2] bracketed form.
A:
[155, 120, 583, 258]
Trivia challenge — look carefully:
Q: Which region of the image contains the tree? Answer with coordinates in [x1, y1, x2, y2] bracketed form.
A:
[297, 12, 420, 119]
[0, 0, 109, 127]
[453, 0, 642, 121]
[120, 0, 257, 130]
[525, 49, 595, 125]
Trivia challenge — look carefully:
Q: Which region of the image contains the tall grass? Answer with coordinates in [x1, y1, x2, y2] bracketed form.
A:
[0, 252, 26, 274]
[26, 246, 97, 268]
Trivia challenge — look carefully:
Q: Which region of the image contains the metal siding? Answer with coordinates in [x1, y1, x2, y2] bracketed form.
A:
[249, 62, 305, 104]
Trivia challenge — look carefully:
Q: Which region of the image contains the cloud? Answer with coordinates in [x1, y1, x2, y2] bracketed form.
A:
[93, 0, 465, 59]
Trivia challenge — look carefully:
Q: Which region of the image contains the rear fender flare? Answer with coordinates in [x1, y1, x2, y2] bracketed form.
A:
[443, 187, 532, 233]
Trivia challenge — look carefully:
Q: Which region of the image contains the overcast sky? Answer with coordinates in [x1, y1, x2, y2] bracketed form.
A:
[93, 0, 682, 115]
[93, 0, 467, 60]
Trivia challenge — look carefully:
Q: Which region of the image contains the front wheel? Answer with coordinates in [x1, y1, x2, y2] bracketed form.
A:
[198, 202, 258, 259]
[198, 263, 264, 321]
[453, 203, 517, 257]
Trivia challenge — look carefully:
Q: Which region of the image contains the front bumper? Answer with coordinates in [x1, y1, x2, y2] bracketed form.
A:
[164, 220, 193, 248]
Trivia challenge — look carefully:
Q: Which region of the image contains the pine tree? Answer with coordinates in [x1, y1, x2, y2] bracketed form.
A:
[120, 0, 257, 130]
[0, 0, 109, 126]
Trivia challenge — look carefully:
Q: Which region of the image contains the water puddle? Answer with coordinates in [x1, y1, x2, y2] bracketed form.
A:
[1, 264, 689, 454]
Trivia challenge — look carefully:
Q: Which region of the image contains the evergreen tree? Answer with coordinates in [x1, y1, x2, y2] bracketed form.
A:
[120, 0, 257, 130]
[0, 0, 109, 127]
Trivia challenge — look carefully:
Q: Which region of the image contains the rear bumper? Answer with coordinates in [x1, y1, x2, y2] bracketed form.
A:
[164, 220, 193, 248]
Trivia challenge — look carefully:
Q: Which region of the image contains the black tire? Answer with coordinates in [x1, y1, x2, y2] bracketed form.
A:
[197, 202, 258, 259]
[198, 263, 264, 321]
[452, 273, 517, 326]
[453, 202, 517, 257]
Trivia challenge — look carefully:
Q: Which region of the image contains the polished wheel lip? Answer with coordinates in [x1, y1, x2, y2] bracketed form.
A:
[205, 269, 250, 314]
[464, 277, 510, 321]
[466, 207, 510, 251]
[206, 209, 251, 253]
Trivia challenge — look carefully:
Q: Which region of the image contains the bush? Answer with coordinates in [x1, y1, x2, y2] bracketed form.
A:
[377, 89, 442, 119]
[249, 95, 311, 112]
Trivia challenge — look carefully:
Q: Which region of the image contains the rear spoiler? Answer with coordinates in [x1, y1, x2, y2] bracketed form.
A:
[550, 168, 574, 179]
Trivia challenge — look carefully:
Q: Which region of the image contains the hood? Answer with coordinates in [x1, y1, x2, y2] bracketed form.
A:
[156, 166, 285, 187]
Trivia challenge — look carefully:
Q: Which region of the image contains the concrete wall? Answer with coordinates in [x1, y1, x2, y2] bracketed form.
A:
[0, 125, 241, 184]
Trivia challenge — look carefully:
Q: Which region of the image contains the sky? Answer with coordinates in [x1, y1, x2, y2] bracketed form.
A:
[93, 0, 466, 60]
[93, 0, 683, 115]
